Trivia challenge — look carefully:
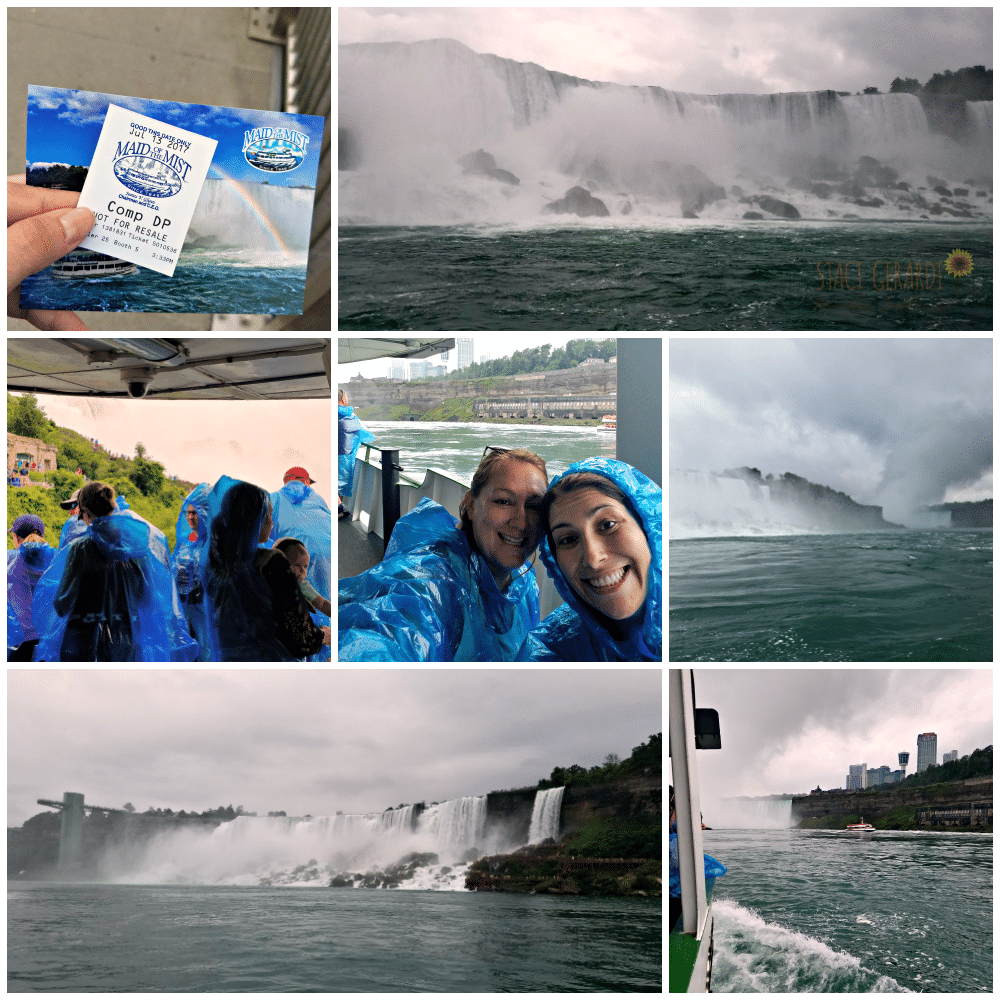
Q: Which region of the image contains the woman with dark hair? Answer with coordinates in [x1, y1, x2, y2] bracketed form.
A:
[521, 458, 662, 661]
[339, 447, 548, 660]
[31, 482, 197, 661]
[201, 476, 329, 661]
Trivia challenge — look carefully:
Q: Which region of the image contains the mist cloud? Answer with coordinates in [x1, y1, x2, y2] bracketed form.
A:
[670, 338, 992, 522]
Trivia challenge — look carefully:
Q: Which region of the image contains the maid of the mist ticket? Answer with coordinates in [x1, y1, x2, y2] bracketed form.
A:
[76, 105, 217, 277]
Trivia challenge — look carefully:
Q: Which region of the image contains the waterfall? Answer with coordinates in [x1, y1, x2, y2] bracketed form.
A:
[416, 796, 486, 851]
[97, 797, 491, 886]
[528, 786, 565, 844]
[711, 797, 795, 829]
[670, 470, 784, 539]
[339, 39, 991, 225]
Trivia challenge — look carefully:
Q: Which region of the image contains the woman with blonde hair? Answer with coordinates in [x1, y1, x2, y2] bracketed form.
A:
[339, 447, 548, 660]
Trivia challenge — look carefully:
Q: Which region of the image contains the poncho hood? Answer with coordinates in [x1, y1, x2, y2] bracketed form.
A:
[534, 458, 662, 660]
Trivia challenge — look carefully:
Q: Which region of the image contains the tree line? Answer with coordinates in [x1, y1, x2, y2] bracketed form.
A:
[535, 732, 662, 791]
[409, 338, 618, 383]
[884, 65, 992, 100]
[7, 392, 193, 550]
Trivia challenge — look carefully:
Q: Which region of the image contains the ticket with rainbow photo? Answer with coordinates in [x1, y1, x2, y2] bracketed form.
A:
[21, 86, 325, 314]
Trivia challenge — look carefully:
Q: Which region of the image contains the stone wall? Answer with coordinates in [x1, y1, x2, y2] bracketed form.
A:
[7, 432, 58, 473]
[342, 363, 617, 415]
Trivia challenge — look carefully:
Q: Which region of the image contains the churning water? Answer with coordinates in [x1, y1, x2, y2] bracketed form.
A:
[338, 223, 991, 331]
[670, 531, 992, 661]
[704, 828, 991, 993]
[8, 886, 661, 992]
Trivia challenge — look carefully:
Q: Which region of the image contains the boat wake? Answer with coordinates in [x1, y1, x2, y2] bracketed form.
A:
[711, 899, 912, 993]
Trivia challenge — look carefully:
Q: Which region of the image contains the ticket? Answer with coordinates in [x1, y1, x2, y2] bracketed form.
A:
[75, 104, 217, 277]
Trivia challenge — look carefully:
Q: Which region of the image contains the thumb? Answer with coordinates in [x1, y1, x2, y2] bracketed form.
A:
[7, 206, 95, 294]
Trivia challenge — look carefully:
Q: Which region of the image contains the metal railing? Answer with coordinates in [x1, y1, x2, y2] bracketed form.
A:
[343, 448, 564, 619]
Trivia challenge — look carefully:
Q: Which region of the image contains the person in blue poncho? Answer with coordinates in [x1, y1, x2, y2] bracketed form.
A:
[58, 489, 88, 548]
[200, 475, 328, 661]
[171, 482, 212, 661]
[7, 514, 56, 661]
[268, 467, 332, 662]
[669, 785, 726, 932]
[521, 458, 662, 661]
[339, 447, 549, 661]
[338, 389, 375, 520]
[31, 482, 198, 662]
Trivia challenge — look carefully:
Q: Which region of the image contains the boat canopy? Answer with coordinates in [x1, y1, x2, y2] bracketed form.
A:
[8, 338, 331, 401]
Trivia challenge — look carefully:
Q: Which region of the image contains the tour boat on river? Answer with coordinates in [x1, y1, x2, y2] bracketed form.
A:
[843, 817, 877, 834]
[52, 250, 138, 278]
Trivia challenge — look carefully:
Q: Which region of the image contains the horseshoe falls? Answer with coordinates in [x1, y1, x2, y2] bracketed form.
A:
[338, 39, 991, 331]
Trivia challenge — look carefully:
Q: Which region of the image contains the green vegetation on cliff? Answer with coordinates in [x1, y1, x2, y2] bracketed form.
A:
[534, 733, 661, 792]
[7, 393, 193, 549]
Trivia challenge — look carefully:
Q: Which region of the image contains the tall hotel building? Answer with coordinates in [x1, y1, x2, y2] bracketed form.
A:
[916, 732, 937, 773]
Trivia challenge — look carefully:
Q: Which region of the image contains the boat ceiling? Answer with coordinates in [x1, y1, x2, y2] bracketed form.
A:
[7, 338, 331, 400]
[338, 338, 455, 363]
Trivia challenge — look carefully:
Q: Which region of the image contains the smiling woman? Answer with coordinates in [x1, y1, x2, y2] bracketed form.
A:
[522, 457, 662, 661]
[338, 448, 549, 661]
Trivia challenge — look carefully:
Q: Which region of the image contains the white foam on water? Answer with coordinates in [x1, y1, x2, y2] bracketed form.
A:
[712, 899, 913, 993]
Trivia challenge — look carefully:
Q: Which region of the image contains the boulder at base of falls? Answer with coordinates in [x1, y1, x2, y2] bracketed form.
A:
[457, 149, 520, 185]
[755, 195, 801, 219]
[542, 186, 610, 218]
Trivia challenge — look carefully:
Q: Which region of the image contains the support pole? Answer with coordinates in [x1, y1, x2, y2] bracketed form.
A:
[380, 449, 401, 553]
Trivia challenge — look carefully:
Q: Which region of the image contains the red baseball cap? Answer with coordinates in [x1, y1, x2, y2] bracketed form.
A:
[283, 467, 315, 484]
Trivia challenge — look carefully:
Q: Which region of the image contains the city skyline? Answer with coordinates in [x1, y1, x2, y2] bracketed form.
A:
[684, 670, 992, 806]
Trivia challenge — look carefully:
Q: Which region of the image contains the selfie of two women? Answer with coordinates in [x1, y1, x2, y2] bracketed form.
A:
[337, 338, 662, 662]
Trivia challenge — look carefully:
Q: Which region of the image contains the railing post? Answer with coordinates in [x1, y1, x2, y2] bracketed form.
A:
[381, 449, 401, 553]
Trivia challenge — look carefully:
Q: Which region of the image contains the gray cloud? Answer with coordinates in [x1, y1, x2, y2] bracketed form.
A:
[7, 669, 661, 827]
[670, 338, 992, 520]
[339, 8, 991, 95]
[686, 669, 993, 800]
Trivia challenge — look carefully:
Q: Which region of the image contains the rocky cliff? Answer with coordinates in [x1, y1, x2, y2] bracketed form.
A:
[792, 777, 992, 828]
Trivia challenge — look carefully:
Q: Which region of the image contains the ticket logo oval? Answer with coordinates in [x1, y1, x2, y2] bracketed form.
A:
[244, 138, 304, 173]
[113, 155, 183, 198]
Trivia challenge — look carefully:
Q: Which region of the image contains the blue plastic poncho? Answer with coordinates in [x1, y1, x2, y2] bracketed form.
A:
[521, 458, 662, 662]
[338, 405, 375, 498]
[171, 483, 211, 661]
[268, 479, 331, 662]
[669, 829, 727, 898]
[200, 475, 324, 661]
[31, 513, 198, 662]
[7, 541, 57, 649]
[59, 513, 87, 548]
[339, 497, 541, 661]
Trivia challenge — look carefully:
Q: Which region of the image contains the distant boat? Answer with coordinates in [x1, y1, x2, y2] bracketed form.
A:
[52, 250, 137, 278]
[598, 414, 616, 431]
[844, 817, 877, 834]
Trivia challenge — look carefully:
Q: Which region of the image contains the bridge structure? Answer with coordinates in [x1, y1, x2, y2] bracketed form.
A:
[37, 792, 132, 870]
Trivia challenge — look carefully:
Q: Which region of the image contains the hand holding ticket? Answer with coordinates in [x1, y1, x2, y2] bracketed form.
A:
[76, 105, 217, 277]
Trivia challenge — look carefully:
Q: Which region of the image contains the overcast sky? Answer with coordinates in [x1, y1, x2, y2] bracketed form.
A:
[7, 668, 661, 828]
[339, 8, 992, 95]
[670, 338, 992, 520]
[17, 394, 331, 507]
[678, 668, 992, 804]
[339, 335, 589, 381]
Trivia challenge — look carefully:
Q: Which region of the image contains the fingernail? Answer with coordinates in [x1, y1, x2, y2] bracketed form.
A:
[59, 207, 95, 243]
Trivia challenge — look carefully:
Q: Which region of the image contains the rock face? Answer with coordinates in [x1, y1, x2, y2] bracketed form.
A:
[792, 778, 992, 827]
[755, 194, 801, 219]
[457, 149, 520, 185]
[542, 185, 610, 217]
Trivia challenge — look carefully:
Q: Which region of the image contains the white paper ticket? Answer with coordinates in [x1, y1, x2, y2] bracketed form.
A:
[75, 104, 217, 277]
